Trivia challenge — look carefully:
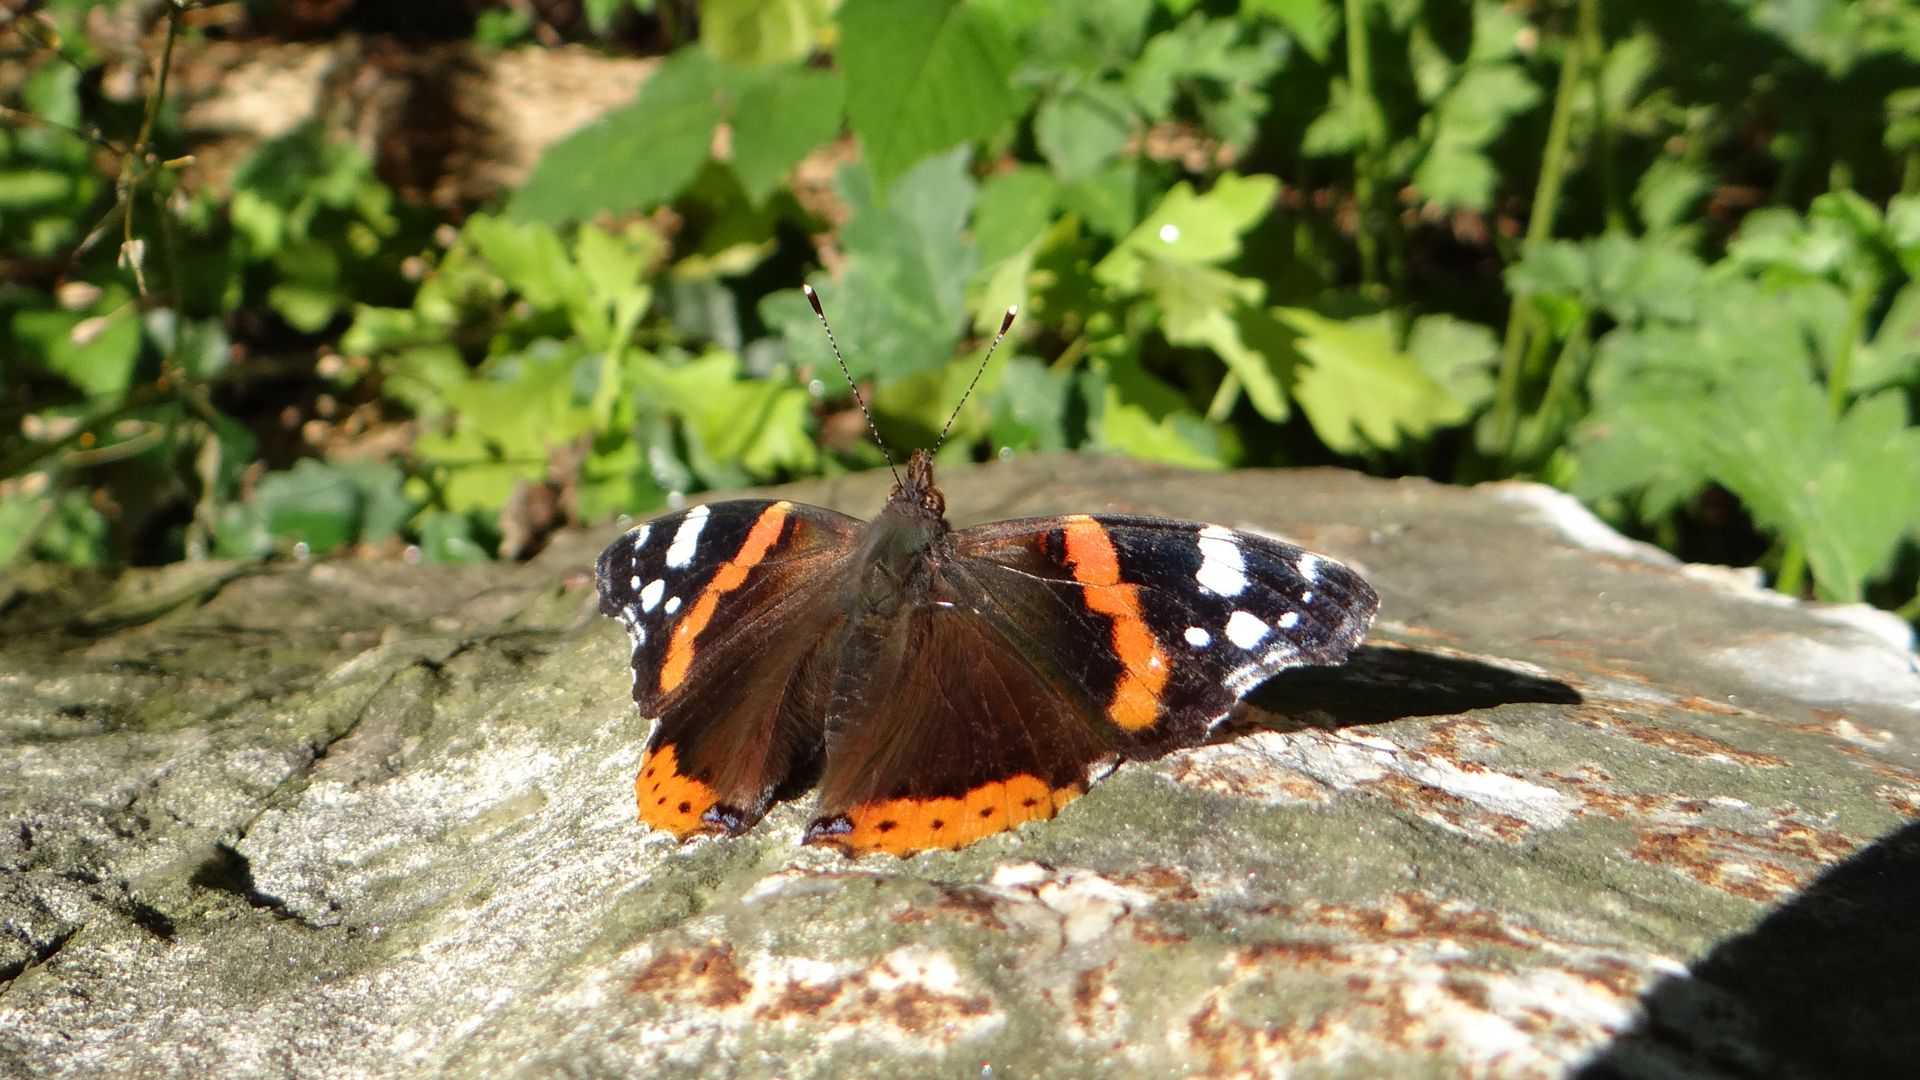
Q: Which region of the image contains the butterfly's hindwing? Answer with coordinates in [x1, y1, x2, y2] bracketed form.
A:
[803, 606, 1111, 857]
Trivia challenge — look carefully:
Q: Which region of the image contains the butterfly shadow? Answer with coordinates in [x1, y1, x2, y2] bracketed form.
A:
[1223, 643, 1584, 738]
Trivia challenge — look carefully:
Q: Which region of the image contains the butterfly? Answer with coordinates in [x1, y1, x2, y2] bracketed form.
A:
[595, 288, 1378, 856]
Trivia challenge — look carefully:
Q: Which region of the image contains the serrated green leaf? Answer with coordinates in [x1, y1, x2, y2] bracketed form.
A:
[509, 46, 724, 225]
[1059, 158, 1156, 240]
[1279, 308, 1468, 453]
[768, 150, 977, 382]
[1245, 0, 1338, 62]
[1573, 275, 1920, 600]
[461, 214, 587, 314]
[1634, 157, 1711, 235]
[1095, 173, 1279, 292]
[1407, 313, 1499, 414]
[1091, 351, 1229, 469]
[729, 65, 846, 202]
[1134, 259, 1291, 421]
[655, 350, 818, 482]
[973, 165, 1060, 266]
[1506, 234, 1708, 325]
[254, 460, 360, 554]
[1853, 280, 1920, 393]
[986, 356, 1073, 452]
[1414, 64, 1541, 210]
[838, 0, 1023, 187]
[702, 0, 833, 66]
[1034, 82, 1135, 181]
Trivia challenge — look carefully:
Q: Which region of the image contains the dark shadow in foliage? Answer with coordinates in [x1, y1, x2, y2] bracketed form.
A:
[1231, 643, 1582, 736]
[1577, 819, 1920, 1079]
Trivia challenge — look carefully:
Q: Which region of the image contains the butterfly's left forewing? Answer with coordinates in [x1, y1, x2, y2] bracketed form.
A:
[948, 514, 1379, 756]
[596, 499, 863, 840]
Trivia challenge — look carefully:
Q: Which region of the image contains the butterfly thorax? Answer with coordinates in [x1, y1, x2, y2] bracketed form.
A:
[838, 450, 953, 623]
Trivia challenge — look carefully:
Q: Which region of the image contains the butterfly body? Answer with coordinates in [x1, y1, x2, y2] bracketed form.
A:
[596, 449, 1379, 857]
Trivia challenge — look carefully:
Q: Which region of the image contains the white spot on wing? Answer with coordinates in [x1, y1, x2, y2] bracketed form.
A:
[1194, 525, 1248, 597]
[1296, 552, 1320, 581]
[629, 574, 641, 591]
[1184, 626, 1212, 648]
[640, 578, 665, 613]
[1277, 611, 1300, 630]
[1225, 610, 1269, 649]
[665, 596, 682, 615]
[1300, 590, 1314, 604]
[665, 505, 710, 568]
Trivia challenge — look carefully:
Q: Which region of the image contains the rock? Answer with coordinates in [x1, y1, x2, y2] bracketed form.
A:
[2, 454, 1915, 1077]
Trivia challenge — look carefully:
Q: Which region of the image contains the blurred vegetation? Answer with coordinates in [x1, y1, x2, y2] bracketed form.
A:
[3, 0, 1919, 621]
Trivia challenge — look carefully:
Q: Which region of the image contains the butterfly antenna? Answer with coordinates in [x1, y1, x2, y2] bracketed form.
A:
[804, 284, 899, 484]
[931, 305, 1018, 455]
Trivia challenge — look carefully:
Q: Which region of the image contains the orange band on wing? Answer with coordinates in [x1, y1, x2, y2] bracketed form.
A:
[635, 743, 722, 837]
[659, 502, 791, 693]
[1062, 516, 1168, 731]
[809, 774, 1083, 857]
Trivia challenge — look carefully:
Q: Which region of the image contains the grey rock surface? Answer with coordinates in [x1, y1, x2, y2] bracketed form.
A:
[2, 454, 1916, 1078]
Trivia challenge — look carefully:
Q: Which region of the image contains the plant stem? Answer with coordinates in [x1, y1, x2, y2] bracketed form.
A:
[1773, 543, 1806, 599]
[1491, 0, 1596, 469]
[1343, 0, 1382, 291]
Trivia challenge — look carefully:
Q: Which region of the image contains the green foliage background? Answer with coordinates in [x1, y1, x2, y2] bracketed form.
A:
[4, 0, 1920, 621]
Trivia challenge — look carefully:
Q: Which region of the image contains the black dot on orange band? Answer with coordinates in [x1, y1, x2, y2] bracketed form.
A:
[1022, 797, 1038, 807]
[931, 820, 945, 830]
[978, 807, 993, 818]
[877, 820, 897, 832]
[677, 801, 691, 813]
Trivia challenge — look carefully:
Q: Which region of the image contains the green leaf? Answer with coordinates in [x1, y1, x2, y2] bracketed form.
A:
[1278, 308, 1468, 453]
[1126, 15, 1287, 146]
[1245, 0, 1338, 61]
[1414, 64, 1541, 210]
[767, 149, 978, 382]
[1094, 173, 1279, 292]
[1135, 259, 1291, 422]
[1407, 313, 1500, 413]
[253, 461, 360, 554]
[1093, 352, 1230, 469]
[838, 0, 1023, 187]
[1853, 280, 1920, 394]
[1574, 278, 1920, 600]
[12, 302, 143, 399]
[702, 0, 834, 66]
[972, 165, 1059, 266]
[728, 65, 846, 202]
[1034, 81, 1136, 180]
[986, 356, 1073, 452]
[1506, 234, 1708, 326]
[416, 511, 491, 563]
[252, 459, 416, 555]
[0, 493, 49, 567]
[509, 46, 725, 225]
[654, 351, 819, 482]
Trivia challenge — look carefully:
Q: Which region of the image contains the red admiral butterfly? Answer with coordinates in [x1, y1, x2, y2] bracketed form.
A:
[596, 288, 1378, 856]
